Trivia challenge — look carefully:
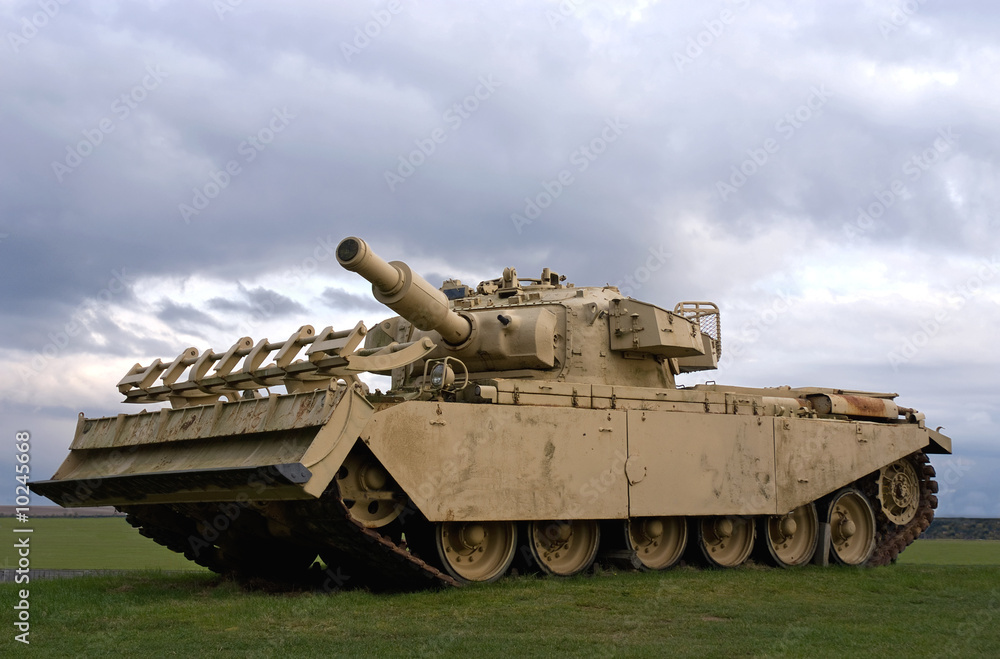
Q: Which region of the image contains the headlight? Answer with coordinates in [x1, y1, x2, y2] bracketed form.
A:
[430, 362, 455, 388]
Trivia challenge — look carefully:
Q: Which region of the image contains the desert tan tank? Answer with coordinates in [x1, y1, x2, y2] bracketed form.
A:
[30, 237, 952, 588]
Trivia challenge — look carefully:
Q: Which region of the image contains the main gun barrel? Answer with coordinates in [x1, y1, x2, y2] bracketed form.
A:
[337, 237, 472, 345]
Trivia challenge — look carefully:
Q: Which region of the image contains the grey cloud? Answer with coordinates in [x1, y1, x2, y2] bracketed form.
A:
[320, 286, 387, 314]
[207, 285, 306, 317]
[2, 0, 997, 513]
[156, 299, 224, 332]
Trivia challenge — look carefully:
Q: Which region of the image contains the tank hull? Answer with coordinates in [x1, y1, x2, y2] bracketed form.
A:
[31, 380, 948, 586]
[359, 386, 947, 523]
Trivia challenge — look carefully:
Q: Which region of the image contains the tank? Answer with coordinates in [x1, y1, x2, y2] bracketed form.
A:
[30, 236, 952, 588]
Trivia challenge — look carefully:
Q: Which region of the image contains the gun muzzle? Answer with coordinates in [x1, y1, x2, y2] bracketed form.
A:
[337, 237, 472, 345]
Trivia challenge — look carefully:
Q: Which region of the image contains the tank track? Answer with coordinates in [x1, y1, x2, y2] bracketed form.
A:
[862, 450, 939, 566]
[120, 505, 233, 575]
[261, 486, 459, 591]
[118, 483, 458, 591]
[119, 451, 939, 584]
[120, 502, 319, 585]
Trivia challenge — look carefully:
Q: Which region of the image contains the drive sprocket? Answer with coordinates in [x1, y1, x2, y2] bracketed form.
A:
[861, 450, 938, 566]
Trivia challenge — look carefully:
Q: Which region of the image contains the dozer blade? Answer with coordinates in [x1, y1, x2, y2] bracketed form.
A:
[30, 384, 373, 507]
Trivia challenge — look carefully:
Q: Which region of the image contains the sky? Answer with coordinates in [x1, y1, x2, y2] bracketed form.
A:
[1, 0, 997, 517]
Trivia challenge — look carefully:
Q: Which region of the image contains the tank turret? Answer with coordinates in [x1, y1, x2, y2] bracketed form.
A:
[338, 236, 720, 390]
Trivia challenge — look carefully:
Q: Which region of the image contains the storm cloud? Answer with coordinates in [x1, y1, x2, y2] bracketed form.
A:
[1, 0, 996, 515]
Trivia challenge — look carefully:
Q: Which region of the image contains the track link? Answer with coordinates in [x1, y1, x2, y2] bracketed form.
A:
[118, 483, 458, 591]
[863, 450, 938, 566]
[119, 505, 233, 575]
[262, 484, 459, 591]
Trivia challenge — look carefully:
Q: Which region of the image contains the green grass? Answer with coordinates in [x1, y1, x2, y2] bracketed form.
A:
[2, 519, 997, 656]
[0, 517, 205, 571]
[2, 566, 998, 657]
[896, 540, 1000, 566]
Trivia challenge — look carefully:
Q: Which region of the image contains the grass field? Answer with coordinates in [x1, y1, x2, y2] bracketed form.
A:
[0, 517, 204, 571]
[2, 517, 999, 656]
[896, 539, 1000, 566]
[3, 566, 998, 657]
